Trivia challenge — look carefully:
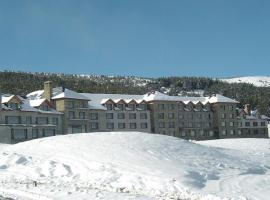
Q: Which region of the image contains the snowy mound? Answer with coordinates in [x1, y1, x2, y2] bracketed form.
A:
[220, 76, 270, 87]
[0, 132, 270, 200]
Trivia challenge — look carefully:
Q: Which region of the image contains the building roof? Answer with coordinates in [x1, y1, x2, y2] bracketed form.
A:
[81, 93, 144, 110]
[27, 87, 90, 101]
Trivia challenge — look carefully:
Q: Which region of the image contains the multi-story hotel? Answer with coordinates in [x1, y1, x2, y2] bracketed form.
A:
[0, 81, 269, 143]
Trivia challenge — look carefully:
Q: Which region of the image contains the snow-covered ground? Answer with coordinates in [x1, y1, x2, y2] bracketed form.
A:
[0, 132, 270, 200]
[220, 76, 270, 87]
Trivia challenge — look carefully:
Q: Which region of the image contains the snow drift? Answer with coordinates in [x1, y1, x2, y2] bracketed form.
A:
[0, 132, 270, 200]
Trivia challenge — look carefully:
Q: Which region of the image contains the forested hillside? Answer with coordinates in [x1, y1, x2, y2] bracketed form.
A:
[1, 71, 270, 116]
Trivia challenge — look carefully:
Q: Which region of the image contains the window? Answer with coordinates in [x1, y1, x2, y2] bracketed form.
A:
[68, 111, 75, 119]
[188, 113, 193, 119]
[106, 113, 114, 119]
[118, 123, 125, 129]
[228, 105, 233, 111]
[188, 122, 193, 128]
[130, 123, 137, 129]
[208, 114, 211, 119]
[52, 117, 58, 125]
[197, 114, 202, 119]
[9, 102, 19, 110]
[90, 113, 98, 120]
[68, 101, 75, 108]
[43, 129, 56, 136]
[159, 122, 165, 128]
[237, 130, 242, 135]
[229, 122, 234, 127]
[139, 104, 147, 110]
[209, 131, 214, 137]
[181, 131, 186, 137]
[117, 104, 124, 110]
[158, 104, 165, 110]
[36, 117, 48, 125]
[90, 122, 99, 130]
[229, 114, 234, 119]
[222, 130, 227, 135]
[245, 122, 250, 127]
[79, 112, 85, 119]
[140, 113, 147, 119]
[129, 113, 136, 119]
[117, 113, 125, 119]
[5, 116, 21, 124]
[158, 113, 164, 119]
[253, 129, 259, 134]
[141, 123, 148, 129]
[106, 104, 113, 110]
[199, 130, 204, 136]
[40, 104, 49, 111]
[221, 122, 226, 127]
[230, 130, 235, 135]
[221, 113, 226, 119]
[168, 113, 174, 119]
[253, 122, 258, 127]
[168, 122, 175, 128]
[190, 130, 195, 137]
[32, 129, 39, 139]
[178, 104, 184, 111]
[26, 116, 32, 124]
[178, 114, 184, 119]
[106, 123, 114, 129]
[11, 129, 27, 140]
[261, 122, 266, 126]
[127, 104, 135, 111]
[168, 104, 175, 110]
[220, 105, 226, 110]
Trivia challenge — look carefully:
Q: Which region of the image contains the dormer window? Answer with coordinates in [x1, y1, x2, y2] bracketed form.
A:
[8, 102, 19, 110]
[127, 104, 135, 111]
[138, 104, 147, 111]
[117, 104, 124, 110]
[106, 104, 113, 110]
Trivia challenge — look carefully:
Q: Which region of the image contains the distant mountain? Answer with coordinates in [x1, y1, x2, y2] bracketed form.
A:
[220, 76, 270, 87]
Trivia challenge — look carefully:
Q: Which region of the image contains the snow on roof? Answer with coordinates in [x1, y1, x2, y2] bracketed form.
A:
[28, 99, 46, 107]
[52, 88, 90, 100]
[21, 99, 62, 114]
[81, 93, 144, 110]
[207, 94, 239, 104]
[26, 90, 44, 100]
[143, 91, 209, 103]
[1, 95, 15, 103]
[27, 87, 90, 101]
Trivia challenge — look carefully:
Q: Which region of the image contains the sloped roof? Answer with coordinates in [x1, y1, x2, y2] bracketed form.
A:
[27, 87, 90, 101]
[29, 98, 47, 107]
[207, 94, 239, 104]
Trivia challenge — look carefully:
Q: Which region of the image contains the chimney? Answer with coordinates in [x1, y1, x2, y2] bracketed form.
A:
[244, 104, 251, 115]
[44, 81, 52, 101]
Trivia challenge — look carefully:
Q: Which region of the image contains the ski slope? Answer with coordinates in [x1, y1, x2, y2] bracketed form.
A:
[220, 76, 270, 87]
[0, 132, 270, 200]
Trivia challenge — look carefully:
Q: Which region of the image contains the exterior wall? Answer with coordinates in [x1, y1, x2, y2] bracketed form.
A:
[237, 118, 268, 138]
[104, 110, 151, 133]
[212, 102, 238, 139]
[148, 101, 215, 140]
[0, 110, 62, 144]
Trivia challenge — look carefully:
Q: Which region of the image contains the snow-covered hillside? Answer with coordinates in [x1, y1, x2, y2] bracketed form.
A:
[0, 132, 270, 200]
[220, 76, 270, 87]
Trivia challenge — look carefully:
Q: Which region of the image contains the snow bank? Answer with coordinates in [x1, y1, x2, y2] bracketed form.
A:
[0, 132, 270, 200]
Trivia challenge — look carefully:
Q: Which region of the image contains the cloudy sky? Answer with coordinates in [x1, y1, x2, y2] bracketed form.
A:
[0, 0, 269, 77]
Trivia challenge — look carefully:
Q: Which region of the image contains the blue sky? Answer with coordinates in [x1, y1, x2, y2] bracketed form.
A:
[0, 0, 270, 78]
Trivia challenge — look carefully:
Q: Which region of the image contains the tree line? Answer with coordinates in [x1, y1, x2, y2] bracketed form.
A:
[0, 71, 270, 116]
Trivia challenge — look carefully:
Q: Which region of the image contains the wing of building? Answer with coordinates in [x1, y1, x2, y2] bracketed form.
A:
[0, 81, 269, 143]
